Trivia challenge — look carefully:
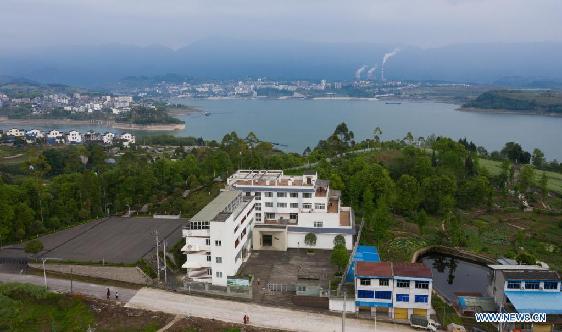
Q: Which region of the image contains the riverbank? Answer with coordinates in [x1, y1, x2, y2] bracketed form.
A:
[458, 107, 562, 117]
[112, 122, 186, 131]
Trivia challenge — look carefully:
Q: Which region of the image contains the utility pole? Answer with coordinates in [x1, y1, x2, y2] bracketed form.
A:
[42, 258, 48, 289]
[155, 230, 160, 282]
[70, 267, 73, 293]
[163, 240, 167, 284]
[342, 291, 346, 332]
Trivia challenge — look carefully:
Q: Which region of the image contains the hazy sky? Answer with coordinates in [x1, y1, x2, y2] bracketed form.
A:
[1, 0, 562, 51]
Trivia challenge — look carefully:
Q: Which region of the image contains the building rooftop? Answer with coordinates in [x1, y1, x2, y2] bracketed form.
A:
[354, 261, 432, 279]
[356, 262, 393, 278]
[227, 169, 317, 188]
[190, 190, 248, 223]
[393, 263, 432, 279]
[502, 270, 560, 281]
[505, 291, 562, 314]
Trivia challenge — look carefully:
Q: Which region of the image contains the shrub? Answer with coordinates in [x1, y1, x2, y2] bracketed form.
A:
[24, 239, 44, 254]
[331, 244, 349, 272]
[304, 233, 317, 247]
[333, 234, 346, 247]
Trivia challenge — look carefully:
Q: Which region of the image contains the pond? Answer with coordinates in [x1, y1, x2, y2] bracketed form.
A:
[421, 254, 493, 304]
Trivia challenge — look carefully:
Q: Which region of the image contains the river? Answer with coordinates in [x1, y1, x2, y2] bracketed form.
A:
[2, 99, 562, 160]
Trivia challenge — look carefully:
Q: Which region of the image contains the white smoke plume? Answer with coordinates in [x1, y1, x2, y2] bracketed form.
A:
[354, 65, 368, 80]
[381, 48, 400, 81]
[367, 66, 377, 80]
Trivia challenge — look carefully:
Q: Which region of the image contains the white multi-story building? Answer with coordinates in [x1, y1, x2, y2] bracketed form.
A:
[6, 128, 25, 137]
[102, 132, 115, 145]
[181, 190, 255, 286]
[66, 130, 82, 144]
[119, 132, 135, 147]
[355, 262, 432, 320]
[226, 170, 354, 250]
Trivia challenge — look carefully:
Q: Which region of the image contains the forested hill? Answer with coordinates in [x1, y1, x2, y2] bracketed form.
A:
[463, 90, 562, 114]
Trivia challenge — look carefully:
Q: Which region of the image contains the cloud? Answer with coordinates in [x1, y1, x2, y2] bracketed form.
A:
[1, 0, 561, 50]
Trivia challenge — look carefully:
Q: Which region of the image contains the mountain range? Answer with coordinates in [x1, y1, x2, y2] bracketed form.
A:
[2, 39, 562, 88]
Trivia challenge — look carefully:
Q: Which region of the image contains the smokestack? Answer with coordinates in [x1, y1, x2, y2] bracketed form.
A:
[381, 48, 400, 81]
[367, 66, 377, 80]
[354, 65, 368, 81]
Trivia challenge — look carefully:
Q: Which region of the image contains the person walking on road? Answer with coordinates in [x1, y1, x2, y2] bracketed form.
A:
[115, 290, 119, 301]
[106, 288, 110, 300]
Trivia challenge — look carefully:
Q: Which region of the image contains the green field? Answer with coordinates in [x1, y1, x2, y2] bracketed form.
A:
[479, 158, 562, 194]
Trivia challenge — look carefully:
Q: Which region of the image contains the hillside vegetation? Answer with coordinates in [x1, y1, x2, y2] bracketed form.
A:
[464, 90, 562, 114]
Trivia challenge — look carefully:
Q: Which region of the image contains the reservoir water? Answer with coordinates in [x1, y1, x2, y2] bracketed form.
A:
[173, 99, 562, 160]
[3, 99, 562, 160]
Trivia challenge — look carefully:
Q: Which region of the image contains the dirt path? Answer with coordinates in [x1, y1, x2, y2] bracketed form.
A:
[126, 287, 413, 332]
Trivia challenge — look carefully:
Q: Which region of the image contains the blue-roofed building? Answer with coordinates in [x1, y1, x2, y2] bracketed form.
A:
[345, 245, 380, 282]
[489, 266, 562, 331]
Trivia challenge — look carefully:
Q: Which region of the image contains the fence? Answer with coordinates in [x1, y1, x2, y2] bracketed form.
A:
[161, 278, 253, 299]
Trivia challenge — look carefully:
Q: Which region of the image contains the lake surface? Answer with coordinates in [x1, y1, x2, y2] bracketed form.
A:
[3, 99, 562, 160]
[421, 254, 492, 303]
[173, 99, 562, 160]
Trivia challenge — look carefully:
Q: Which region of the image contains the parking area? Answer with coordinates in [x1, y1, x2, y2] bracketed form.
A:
[1, 217, 186, 264]
[238, 249, 337, 306]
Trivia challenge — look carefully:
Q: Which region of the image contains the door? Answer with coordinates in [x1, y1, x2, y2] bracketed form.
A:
[394, 308, 408, 320]
[262, 234, 273, 246]
[413, 308, 427, 317]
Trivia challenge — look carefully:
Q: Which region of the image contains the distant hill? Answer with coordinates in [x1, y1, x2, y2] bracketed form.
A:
[463, 90, 562, 115]
[2, 40, 562, 87]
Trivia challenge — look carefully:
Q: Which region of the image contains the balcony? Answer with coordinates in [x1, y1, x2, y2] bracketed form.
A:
[264, 218, 297, 225]
[181, 243, 210, 253]
[182, 228, 210, 237]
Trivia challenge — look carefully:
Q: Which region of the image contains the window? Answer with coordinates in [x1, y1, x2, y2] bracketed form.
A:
[297, 285, 306, 292]
[215, 240, 222, 246]
[360, 278, 371, 286]
[357, 290, 374, 299]
[265, 202, 273, 207]
[265, 192, 273, 197]
[265, 213, 275, 219]
[415, 281, 430, 289]
[314, 221, 323, 228]
[216, 271, 223, 278]
[303, 203, 312, 209]
[507, 281, 521, 289]
[277, 192, 287, 197]
[245, 192, 251, 196]
[544, 281, 559, 290]
[289, 213, 298, 220]
[303, 193, 312, 198]
[215, 257, 222, 263]
[290, 203, 299, 208]
[396, 280, 410, 288]
[206, 255, 211, 262]
[205, 239, 211, 246]
[255, 203, 261, 211]
[255, 213, 262, 221]
[375, 291, 392, 300]
[207, 268, 212, 275]
[277, 202, 287, 208]
[396, 294, 410, 302]
[379, 278, 389, 286]
[255, 192, 261, 200]
[525, 281, 540, 290]
[315, 203, 325, 210]
[415, 295, 428, 303]
[290, 192, 299, 198]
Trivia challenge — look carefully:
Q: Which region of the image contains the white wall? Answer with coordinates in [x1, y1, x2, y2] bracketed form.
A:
[287, 232, 352, 250]
[329, 298, 356, 313]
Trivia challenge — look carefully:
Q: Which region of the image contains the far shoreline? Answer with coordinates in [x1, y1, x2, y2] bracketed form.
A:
[457, 107, 562, 118]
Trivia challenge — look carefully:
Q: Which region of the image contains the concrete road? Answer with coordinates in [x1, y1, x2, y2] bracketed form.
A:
[0, 272, 138, 302]
[127, 287, 413, 332]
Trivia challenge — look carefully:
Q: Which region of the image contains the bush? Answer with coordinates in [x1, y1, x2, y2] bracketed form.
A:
[24, 239, 44, 254]
[136, 259, 157, 279]
[304, 233, 317, 247]
[331, 244, 349, 272]
[333, 234, 346, 247]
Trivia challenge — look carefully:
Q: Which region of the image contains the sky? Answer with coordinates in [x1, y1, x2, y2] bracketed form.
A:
[1, 0, 562, 51]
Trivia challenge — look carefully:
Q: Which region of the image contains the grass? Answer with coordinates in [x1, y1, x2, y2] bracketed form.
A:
[0, 283, 94, 331]
[432, 295, 462, 326]
[479, 158, 562, 194]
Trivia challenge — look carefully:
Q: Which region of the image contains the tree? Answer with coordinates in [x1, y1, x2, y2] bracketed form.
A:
[24, 239, 44, 254]
[532, 148, 545, 168]
[517, 165, 535, 192]
[333, 234, 346, 247]
[304, 233, 317, 247]
[394, 174, 421, 216]
[501, 142, 530, 164]
[539, 172, 548, 196]
[331, 244, 349, 273]
[421, 175, 456, 214]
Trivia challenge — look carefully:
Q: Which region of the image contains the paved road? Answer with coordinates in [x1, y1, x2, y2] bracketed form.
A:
[0, 272, 138, 302]
[127, 287, 413, 332]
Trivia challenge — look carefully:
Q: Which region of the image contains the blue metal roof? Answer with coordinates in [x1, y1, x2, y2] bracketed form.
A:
[505, 291, 562, 314]
[346, 245, 381, 282]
